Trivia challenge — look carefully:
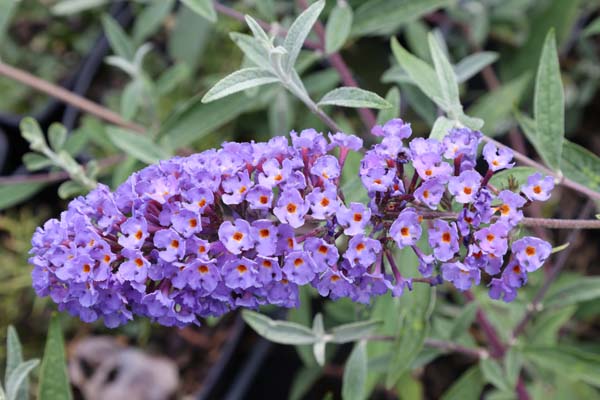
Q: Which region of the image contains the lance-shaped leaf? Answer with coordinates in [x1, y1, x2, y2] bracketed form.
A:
[479, 358, 511, 392]
[429, 116, 456, 140]
[6, 360, 39, 400]
[454, 51, 498, 83]
[180, 0, 216, 22]
[107, 127, 171, 165]
[283, 0, 325, 74]
[230, 33, 272, 71]
[544, 276, 600, 308]
[440, 366, 484, 400]
[560, 140, 600, 192]
[428, 33, 462, 118]
[5, 326, 26, 400]
[51, 0, 108, 15]
[390, 37, 444, 109]
[38, 315, 73, 400]
[101, 14, 135, 60]
[325, 1, 353, 54]
[523, 345, 600, 387]
[534, 29, 564, 171]
[242, 310, 319, 345]
[377, 87, 401, 124]
[342, 341, 367, 400]
[330, 320, 382, 343]
[312, 314, 326, 366]
[318, 87, 391, 109]
[202, 68, 279, 103]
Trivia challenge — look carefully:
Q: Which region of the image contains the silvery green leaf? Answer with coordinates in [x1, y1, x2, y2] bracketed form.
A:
[428, 33, 462, 118]
[5, 326, 24, 399]
[121, 80, 143, 120]
[377, 87, 400, 124]
[560, 140, 600, 192]
[101, 14, 135, 61]
[312, 314, 326, 366]
[283, 0, 325, 74]
[449, 302, 478, 340]
[230, 33, 272, 71]
[58, 181, 85, 199]
[22, 153, 52, 171]
[107, 127, 171, 164]
[429, 116, 456, 140]
[6, 360, 39, 400]
[202, 68, 279, 103]
[48, 123, 67, 151]
[318, 87, 391, 109]
[545, 276, 600, 308]
[0, 182, 45, 210]
[390, 37, 445, 109]
[330, 320, 382, 343]
[245, 15, 270, 43]
[132, 0, 174, 44]
[105, 56, 138, 77]
[20, 117, 46, 152]
[180, 0, 216, 22]
[242, 310, 319, 345]
[480, 358, 511, 392]
[168, 4, 211, 70]
[454, 52, 498, 83]
[289, 367, 322, 400]
[440, 366, 484, 400]
[534, 29, 564, 171]
[0, 383, 5, 400]
[381, 65, 412, 85]
[342, 341, 367, 400]
[133, 43, 153, 70]
[38, 315, 73, 400]
[457, 113, 484, 130]
[156, 63, 190, 95]
[51, 0, 108, 15]
[352, 0, 450, 37]
[489, 166, 538, 189]
[325, 0, 353, 55]
[268, 89, 294, 136]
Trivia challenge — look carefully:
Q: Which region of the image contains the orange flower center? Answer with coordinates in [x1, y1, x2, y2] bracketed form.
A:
[486, 234, 495, 242]
[400, 227, 410, 237]
[287, 203, 297, 213]
[198, 265, 209, 273]
[318, 245, 328, 254]
[83, 264, 91, 273]
[353, 213, 363, 222]
[533, 185, 542, 194]
[442, 232, 451, 243]
[189, 218, 198, 228]
[236, 264, 248, 274]
[135, 230, 143, 240]
[262, 260, 272, 268]
[259, 195, 269, 204]
[320, 198, 330, 207]
[294, 258, 304, 267]
[330, 275, 340, 282]
[356, 243, 366, 251]
[259, 229, 270, 238]
[135, 258, 144, 267]
[525, 246, 536, 256]
[513, 265, 522, 274]
[233, 232, 244, 241]
[423, 190, 430, 199]
[171, 240, 180, 248]
[463, 187, 472, 195]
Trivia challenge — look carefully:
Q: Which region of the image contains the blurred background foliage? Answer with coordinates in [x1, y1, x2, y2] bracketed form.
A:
[0, 0, 600, 399]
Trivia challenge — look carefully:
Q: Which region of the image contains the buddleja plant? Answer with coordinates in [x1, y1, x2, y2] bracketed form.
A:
[17, 1, 600, 399]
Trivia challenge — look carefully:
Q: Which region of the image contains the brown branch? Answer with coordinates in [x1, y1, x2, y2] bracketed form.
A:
[0, 62, 145, 133]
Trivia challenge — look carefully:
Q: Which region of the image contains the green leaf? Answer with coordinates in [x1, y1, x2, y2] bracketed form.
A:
[533, 29, 564, 171]
[312, 314, 326, 366]
[0, 182, 46, 211]
[377, 87, 401, 124]
[22, 153, 52, 171]
[467, 73, 530, 136]
[121, 80, 143, 120]
[342, 341, 367, 400]
[51, 0, 107, 15]
[48, 124, 68, 152]
[0, 383, 5, 400]
[440, 366, 484, 400]
[5, 326, 24, 400]
[167, 5, 212, 70]
[6, 360, 39, 400]
[202, 68, 278, 103]
[242, 310, 319, 345]
[133, 0, 174, 44]
[101, 14, 135, 60]
[352, 0, 450, 37]
[428, 33, 461, 118]
[180, 0, 216, 22]
[390, 37, 444, 109]
[523, 345, 600, 387]
[20, 117, 46, 151]
[283, 0, 325, 74]
[560, 140, 600, 192]
[0, 0, 18, 43]
[159, 91, 271, 148]
[38, 315, 73, 400]
[325, 1, 353, 55]
[230, 33, 272, 71]
[268, 89, 294, 137]
[245, 15, 270, 43]
[454, 52, 498, 83]
[504, 348, 522, 389]
[429, 116, 456, 140]
[545, 277, 600, 308]
[480, 358, 511, 392]
[583, 17, 600, 37]
[57, 181, 85, 199]
[489, 167, 539, 190]
[106, 127, 170, 164]
[385, 304, 430, 387]
[318, 87, 391, 109]
[156, 63, 190, 95]
[289, 367, 322, 400]
[331, 320, 382, 344]
[449, 302, 478, 340]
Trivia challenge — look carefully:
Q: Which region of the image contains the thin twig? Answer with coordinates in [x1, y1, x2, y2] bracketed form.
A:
[511, 200, 594, 338]
[0, 62, 145, 133]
